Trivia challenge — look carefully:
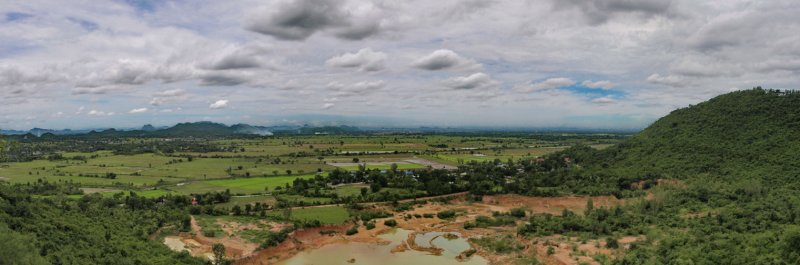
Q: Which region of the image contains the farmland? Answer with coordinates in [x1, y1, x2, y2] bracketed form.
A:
[1, 131, 637, 264]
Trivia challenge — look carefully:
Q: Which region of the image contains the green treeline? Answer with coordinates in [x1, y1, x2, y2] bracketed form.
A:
[0, 183, 206, 265]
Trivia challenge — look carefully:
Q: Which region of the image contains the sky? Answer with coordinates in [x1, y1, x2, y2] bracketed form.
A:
[1, 0, 799, 130]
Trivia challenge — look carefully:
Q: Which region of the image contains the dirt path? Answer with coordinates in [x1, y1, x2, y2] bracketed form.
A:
[285, 191, 469, 210]
[404, 158, 458, 170]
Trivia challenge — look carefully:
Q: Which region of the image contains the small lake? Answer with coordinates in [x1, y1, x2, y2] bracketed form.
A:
[276, 229, 488, 265]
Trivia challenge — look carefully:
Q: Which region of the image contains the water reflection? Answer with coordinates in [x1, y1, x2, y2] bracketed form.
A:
[276, 229, 488, 265]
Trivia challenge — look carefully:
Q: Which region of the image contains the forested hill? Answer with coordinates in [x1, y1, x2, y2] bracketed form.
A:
[597, 88, 800, 180]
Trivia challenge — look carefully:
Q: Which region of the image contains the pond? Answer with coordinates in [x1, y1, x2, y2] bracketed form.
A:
[276, 229, 488, 265]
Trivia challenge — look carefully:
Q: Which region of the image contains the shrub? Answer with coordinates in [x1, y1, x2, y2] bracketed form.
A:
[384, 219, 398, 227]
[346, 225, 359, 235]
[606, 237, 619, 249]
[437, 210, 456, 219]
[510, 208, 527, 218]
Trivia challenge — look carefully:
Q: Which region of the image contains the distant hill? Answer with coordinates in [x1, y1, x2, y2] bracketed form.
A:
[1, 122, 370, 138]
[596, 88, 800, 179]
[294, 125, 360, 135]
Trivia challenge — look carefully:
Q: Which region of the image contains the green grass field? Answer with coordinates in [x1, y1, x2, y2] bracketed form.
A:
[336, 163, 425, 171]
[268, 206, 350, 224]
[169, 174, 319, 195]
[0, 134, 622, 207]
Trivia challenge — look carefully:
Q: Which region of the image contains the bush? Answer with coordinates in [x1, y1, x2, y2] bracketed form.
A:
[260, 227, 295, 249]
[437, 210, 456, 219]
[606, 237, 619, 249]
[365, 222, 376, 230]
[346, 225, 359, 235]
[359, 211, 392, 222]
[384, 219, 398, 227]
[463, 248, 477, 257]
[510, 208, 527, 218]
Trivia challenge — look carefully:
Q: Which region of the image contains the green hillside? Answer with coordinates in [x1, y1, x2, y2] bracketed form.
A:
[600, 88, 800, 180]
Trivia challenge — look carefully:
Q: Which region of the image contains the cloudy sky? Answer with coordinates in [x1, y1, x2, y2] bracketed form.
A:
[1, 0, 799, 130]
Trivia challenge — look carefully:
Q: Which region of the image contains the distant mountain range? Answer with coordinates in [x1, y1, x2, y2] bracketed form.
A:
[1, 121, 639, 138]
[0, 122, 367, 138]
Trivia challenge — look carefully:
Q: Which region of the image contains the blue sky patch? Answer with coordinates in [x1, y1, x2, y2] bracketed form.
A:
[5, 12, 33, 22]
[563, 84, 626, 99]
[68, 17, 99, 31]
[122, 0, 158, 12]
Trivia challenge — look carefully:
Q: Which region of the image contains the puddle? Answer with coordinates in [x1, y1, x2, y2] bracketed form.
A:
[276, 229, 487, 265]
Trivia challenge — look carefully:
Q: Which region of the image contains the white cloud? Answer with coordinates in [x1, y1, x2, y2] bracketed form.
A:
[3, 0, 800, 130]
[442, 73, 497, 90]
[322, 103, 335, 109]
[646, 73, 686, 87]
[582, 80, 616, 89]
[514, 77, 576, 93]
[412, 49, 480, 71]
[87, 110, 114, 116]
[156, 89, 186, 97]
[325, 48, 387, 72]
[209, 100, 229, 110]
[591, 97, 616, 105]
[244, 0, 384, 41]
[128, 108, 148, 114]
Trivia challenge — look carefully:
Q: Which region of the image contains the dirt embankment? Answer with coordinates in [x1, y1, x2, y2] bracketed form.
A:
[478, 194, 623, 215]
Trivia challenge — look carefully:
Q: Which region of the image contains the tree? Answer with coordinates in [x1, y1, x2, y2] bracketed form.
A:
[212, 243, 227, 265]
[606, 237, 619, 249]
[360, 187, 368, 197]
[783, 227, 800, 262]
[585, 197, 594, 216]
[0, 224, 48, 265]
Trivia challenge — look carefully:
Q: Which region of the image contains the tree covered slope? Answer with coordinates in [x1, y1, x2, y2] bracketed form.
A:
[600, 88, 800, 180]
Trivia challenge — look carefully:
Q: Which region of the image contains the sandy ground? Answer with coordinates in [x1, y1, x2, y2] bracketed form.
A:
[164, 216, 285, 261]
[478, 194, 623, 215]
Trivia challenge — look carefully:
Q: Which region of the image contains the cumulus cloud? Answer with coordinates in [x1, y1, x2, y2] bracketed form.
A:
[244, 0, 383, 41]
[514, 77, 576, 93]
[555, 0, 674, 25]
[327, 80, 386, 96]
[5, 0, 800, 130]
[150, 89, 188, 106]
[412, 49, 480, 71]
[582, 80, 616, 89]
[646, 73, 686, 87]
[322, 103, 335, 109]
[591, 97, 616, 105]
[325, 48, 387, 72]
[87, 110, 114, 116]
[199, 73, 249, 86]
[209, 100, 228, 109]
[128, 108, 148, 114]
[441, 73, 497, 90]
[155, 88, 186, 97]
[204, 44, 271, 70]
